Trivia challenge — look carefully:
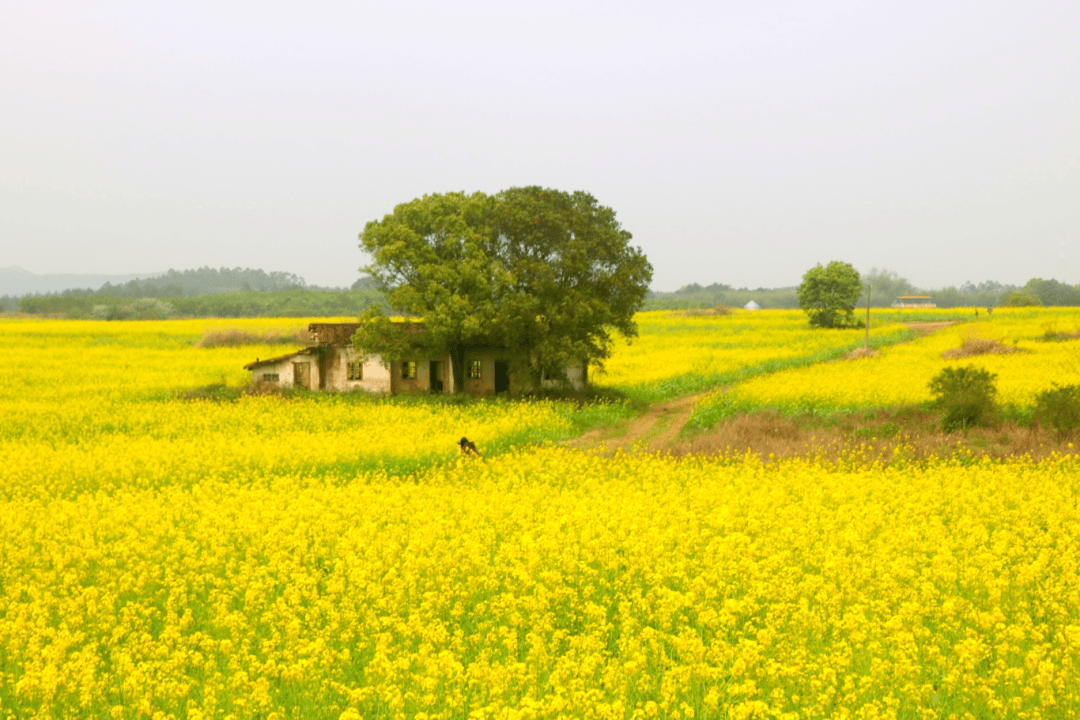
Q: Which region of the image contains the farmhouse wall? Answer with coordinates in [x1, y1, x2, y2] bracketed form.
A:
[542, 359, 587, 392]
[320, 346, 392, 394]
[249, 353, 319, 389]
[460, 350, 502, 395]
[390, 357, 450, 394]
[246, 323, 588, 395]
[251, 358, 295, 386]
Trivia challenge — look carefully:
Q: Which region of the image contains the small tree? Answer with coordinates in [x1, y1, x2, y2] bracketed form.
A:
[797, 261, 862, 328]
[1032, 384, 1080, 440]
[928, 365, 998, 432]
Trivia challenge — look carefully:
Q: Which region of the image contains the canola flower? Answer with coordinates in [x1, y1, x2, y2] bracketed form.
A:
[2, 449, 1079, 718]
[594, 311, 911, 402]
[0, 319, 580, 501]
[3, 315, 1080, 719]
[694, 307, 1080, 418]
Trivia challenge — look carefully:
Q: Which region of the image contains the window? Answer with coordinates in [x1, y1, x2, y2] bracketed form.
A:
[467, 360, 482, 380]
[347, 359, 363, 381]
[261, 373, 279, 383]
[401, 361, 417, 380]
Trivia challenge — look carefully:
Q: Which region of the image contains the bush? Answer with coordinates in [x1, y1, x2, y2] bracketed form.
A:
[928, 366, 998, 432]
[1032, 384, 1080, 440]
[1001, 290, 1042, 307]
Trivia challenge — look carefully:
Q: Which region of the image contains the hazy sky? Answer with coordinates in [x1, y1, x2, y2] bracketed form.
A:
[2, 1, 1078, 291]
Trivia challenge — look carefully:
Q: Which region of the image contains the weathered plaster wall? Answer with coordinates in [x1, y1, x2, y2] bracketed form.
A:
[541, 359, 586, 392]
[321, 348, 392, 393]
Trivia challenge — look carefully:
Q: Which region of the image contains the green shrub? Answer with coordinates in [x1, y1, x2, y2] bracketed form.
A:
[1032, 384, 1080, 440]
[928, 366, 998, 432]
[1001, 290, 1042, 307]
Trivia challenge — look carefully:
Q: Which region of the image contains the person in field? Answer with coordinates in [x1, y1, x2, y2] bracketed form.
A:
[458, 437, 481, 457]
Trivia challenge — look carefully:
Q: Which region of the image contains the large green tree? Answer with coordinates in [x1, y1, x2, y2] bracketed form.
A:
[354, 187, 652, 392]
[797, 261, 863, 328]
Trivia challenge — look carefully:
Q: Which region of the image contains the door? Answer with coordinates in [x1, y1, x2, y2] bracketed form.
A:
[429, 361, 443, 392]
[494, 361, 510, 393]
[293, 362, 310, 389]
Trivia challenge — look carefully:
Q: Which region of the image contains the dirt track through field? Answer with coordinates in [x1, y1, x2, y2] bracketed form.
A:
[563, 393, 705, 454]
[566, 320, 958, 455]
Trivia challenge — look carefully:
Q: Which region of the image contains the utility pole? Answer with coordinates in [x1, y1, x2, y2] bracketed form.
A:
[865, 282, 871, 350]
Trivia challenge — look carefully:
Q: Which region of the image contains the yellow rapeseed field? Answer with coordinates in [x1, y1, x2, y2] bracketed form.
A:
[594, 311, 911, 401]
[0, 319, 579, 500]
[700, 308, 1080, 413]
[2, 315, 1079, 719]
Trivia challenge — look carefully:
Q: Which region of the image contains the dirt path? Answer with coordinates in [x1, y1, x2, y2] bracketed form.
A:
[564, 393, 705, 454]
[565, 320, 958, 455]
[906, 321, 956, 335]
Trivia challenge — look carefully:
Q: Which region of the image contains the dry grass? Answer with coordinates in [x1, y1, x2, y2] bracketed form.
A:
[836, 347, 878, 361]
[672, 408, 1073, 464]
[941, 337, 1024, 359]
[245, 379, 295, 398]
[940, 323, 1025, 359]
[905, 321, 956, 336]
[681, 306, 735, 317]
[197, 327, 311, 348]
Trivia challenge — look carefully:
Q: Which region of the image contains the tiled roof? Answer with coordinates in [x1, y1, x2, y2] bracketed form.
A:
[307, 322, 423, 346]
[242, 347, 315, 370]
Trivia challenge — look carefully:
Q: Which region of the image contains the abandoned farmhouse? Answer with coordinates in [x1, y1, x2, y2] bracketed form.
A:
[244, 323, 587, 395]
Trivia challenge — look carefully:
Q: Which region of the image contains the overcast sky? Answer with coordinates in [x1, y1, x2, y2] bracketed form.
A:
[2, 1, 1077, 291]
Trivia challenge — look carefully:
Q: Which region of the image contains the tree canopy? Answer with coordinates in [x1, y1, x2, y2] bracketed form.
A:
[354, 187, 653, 391]
[797, 261, 863, 328]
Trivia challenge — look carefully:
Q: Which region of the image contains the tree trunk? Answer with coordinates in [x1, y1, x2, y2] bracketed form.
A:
[450, 342, 466, 394]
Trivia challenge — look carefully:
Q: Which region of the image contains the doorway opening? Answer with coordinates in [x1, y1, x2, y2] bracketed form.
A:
[494, 361, 510, 394]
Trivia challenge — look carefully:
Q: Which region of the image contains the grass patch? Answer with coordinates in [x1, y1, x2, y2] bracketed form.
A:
[1039, 329, 1080, 342]
[673, 405, 1077, 465]
[175, 383, 249, 402]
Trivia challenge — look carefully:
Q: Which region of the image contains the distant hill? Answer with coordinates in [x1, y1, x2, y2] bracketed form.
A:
[6, 266, 326, 298]
[0, 266, 163, 296]
[85, 266, 310, 297]
[7, 266, 380, 317]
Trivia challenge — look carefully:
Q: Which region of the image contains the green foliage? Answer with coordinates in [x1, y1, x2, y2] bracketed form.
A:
[1024, 278, 1080, 307]
[90, 298, 176, 320]
[928, 366, 998, 432]
[1032, 384, 1080, 440]
[797, 261, 863, 328]
[645, 286, 799, 310]
[19, 289, 382, 319]
[29, 266, 308, 299]
[357, 186, 653, 392]
[1002, 290, 1042, 307]
[862, 268, 919, 307]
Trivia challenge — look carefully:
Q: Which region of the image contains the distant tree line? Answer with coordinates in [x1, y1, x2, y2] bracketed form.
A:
[16, 288, 382, 319]
[646, 270, 1080, 311]
[27, 266, 311, 298]
[6, 264, 1080, 318]
[645, 283, 802, 310]
[5, 267, 383, 318]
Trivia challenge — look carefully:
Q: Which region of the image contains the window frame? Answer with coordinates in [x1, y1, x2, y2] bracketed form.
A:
[467, 360, 482, 380]
[401, 361, 417, 380]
